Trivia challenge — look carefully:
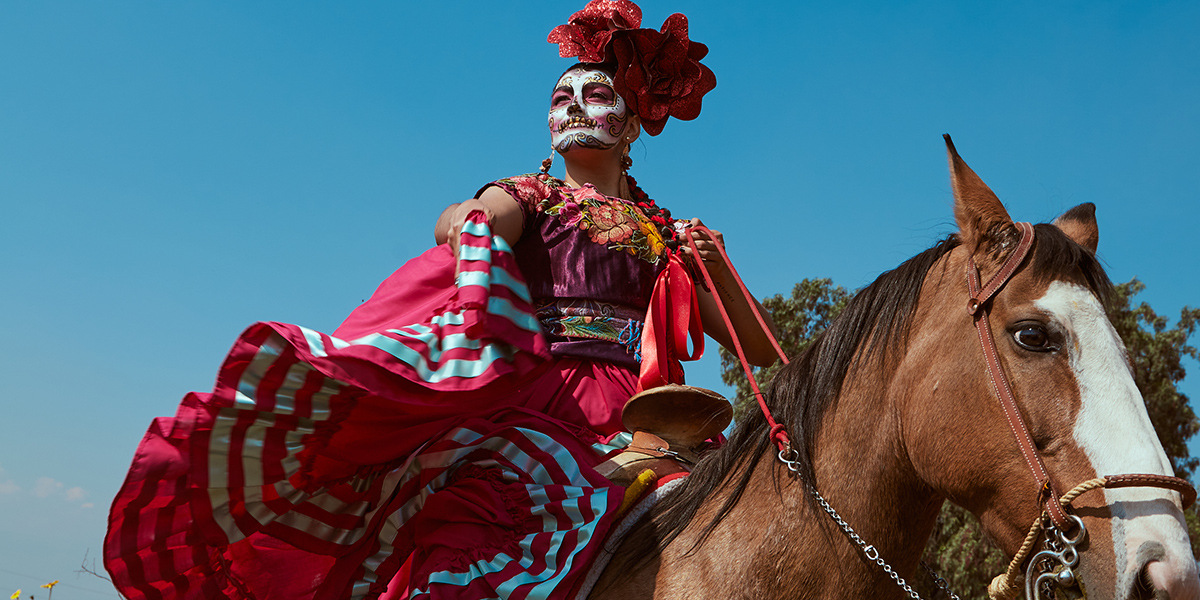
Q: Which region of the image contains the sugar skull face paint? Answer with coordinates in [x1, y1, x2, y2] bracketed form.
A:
[548, 67, 630, 152]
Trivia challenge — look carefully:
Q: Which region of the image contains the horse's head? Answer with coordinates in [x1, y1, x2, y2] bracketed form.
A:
[901, 136, 1196, 599]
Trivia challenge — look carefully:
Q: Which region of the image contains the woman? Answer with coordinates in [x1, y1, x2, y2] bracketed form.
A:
[104, 2, 778, 599]
[431, 62, 779, 436]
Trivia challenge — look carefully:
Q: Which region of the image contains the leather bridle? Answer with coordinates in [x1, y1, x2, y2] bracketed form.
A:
[683, 221, 1195, 596]
[964, 222, 1193, 529]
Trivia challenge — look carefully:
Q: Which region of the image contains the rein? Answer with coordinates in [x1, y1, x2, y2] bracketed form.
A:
[681, 226, 792, 448]
[681, 223, 1196, 599]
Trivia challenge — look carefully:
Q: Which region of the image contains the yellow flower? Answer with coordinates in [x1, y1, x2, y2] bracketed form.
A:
[41, 581, 59, 589]
[11, 590, 20, 600]
[639, 219, 666, 256]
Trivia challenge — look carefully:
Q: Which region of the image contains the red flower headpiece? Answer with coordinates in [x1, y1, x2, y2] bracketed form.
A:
[547, 0, 716, 136]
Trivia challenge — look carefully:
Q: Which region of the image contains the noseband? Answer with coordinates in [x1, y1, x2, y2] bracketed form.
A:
[688, 223, 1196, 600]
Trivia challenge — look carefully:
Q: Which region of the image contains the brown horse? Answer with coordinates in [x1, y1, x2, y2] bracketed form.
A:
[590, 138, 1197, 599]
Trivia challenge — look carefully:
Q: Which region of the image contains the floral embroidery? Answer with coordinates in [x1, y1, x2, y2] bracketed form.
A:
[493, 173, 676, 264]
[558, 199, 584, 227]
[585, 202, 637, 244]
[511, 176, 554, 209]
[536, 298, 645, 355]
[639, 218, 666, 257]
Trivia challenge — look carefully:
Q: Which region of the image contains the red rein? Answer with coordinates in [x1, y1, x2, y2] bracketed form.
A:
[681, 226, 792, 451]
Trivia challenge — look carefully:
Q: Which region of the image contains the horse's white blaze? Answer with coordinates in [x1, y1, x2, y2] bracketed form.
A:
[1036, 281, 1196, 596]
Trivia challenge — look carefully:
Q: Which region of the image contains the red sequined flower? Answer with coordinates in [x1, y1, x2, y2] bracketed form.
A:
[547, 0, 642, 63]
[609, 13, 716, 136]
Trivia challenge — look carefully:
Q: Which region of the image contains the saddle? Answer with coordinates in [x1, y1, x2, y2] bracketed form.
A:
[596, 384, 732, 487]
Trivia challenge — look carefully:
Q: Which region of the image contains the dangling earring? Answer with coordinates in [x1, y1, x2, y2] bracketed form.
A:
[540, 148, 555, 174]
[620, 138, 633, 173]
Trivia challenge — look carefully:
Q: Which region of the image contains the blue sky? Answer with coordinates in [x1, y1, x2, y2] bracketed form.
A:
[2, 2, 1198, 596]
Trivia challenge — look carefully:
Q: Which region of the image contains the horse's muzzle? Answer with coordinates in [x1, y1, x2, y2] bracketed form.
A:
[1131, 541, 1200, 600]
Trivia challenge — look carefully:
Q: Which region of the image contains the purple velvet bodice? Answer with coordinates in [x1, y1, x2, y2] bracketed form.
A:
[477, 174, 676, 366]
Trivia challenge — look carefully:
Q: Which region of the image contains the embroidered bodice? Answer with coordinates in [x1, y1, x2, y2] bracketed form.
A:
[477, 173, 679, 365]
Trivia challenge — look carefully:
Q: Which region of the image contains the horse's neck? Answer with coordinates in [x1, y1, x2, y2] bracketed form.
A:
[653, 383, 943, 598]
[800, 379, 946, 596]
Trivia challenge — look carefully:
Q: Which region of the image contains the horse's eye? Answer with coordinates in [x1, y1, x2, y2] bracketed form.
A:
[1014, 326, 1052, 351]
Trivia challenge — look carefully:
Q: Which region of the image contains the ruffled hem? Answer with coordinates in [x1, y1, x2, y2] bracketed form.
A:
[103, 215, 622, 600]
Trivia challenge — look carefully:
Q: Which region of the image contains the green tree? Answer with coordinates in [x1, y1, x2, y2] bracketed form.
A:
[720, 278, 1200, 598]
[1107, 279, 1200, 478]
[718, 278, 850, 421]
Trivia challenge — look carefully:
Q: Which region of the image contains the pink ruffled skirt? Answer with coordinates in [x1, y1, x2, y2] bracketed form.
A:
[104, 217, 634, 600]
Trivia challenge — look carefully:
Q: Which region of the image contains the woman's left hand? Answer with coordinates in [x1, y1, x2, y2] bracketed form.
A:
[681, 218, 728, 275]
[682, 217, 783, 367]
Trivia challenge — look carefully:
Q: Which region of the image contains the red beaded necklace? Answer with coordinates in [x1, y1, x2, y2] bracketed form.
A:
[625, 174, 680, 248]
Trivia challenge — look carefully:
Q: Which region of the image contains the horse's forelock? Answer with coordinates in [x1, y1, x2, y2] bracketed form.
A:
[1029, 223, 1113, 305]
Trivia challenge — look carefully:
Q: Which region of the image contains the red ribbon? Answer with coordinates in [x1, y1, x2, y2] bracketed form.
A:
[637, 252, 705, 391]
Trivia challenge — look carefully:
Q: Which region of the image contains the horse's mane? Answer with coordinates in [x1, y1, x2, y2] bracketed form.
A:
[619, 222, 1112, 563]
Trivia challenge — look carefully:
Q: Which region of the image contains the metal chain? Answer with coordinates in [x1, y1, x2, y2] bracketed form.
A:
[778, 449, 962, 600]
[920, 561, 962, 600]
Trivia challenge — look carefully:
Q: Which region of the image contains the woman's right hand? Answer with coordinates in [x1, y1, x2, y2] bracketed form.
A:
[433, 187, 525, 257]
[437, 199, 495, 257]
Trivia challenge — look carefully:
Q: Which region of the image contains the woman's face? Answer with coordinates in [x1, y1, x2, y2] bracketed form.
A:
[548, 67, 630, 152]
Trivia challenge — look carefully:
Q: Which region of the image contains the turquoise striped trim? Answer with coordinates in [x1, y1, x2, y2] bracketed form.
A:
[410, 425, 612, 598]
[492, 235, 514, 253]
[420, 310, 466, 329]
[490, 265, 532, 303]
[305, 326, 513, 384]
[300, 310, 525, 384]
[344, 330, 484, 366]
[236, 336, 285, 403]
[420, 551, 518, 595]
[455, 269, 490, 291]
[515, 427, 584, 482]
[461, 219, 491, 238]
[460, 218, 516, 253]
[546, 491, 610, 587]
[457, 244, 491, 262]
[487, 296, 541, 333]
[455, 221, 515, 261]
[525, 484, 591, 530]
[370, 337, 515, 383]
[299, 326, 354, 358]
[456, 217, 513, 252]
[596, 431, 633, 454]
[504, 528, 577, 595]
[300, 327, 328, 358]
[455, 266, 532, 303]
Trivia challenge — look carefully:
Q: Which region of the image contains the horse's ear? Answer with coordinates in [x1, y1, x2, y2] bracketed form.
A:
[945, 134, 1014, 251]
[1053, 203, 1099, 254]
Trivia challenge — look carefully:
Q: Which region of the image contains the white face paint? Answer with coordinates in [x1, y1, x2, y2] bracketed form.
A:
[1035, 281, 1196, 597]
[548, 67, 629, 152]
